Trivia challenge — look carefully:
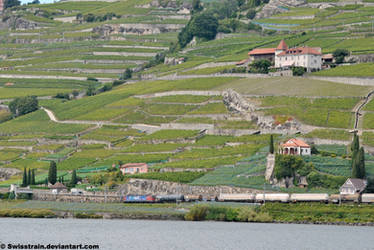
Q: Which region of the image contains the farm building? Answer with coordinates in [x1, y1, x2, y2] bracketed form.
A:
[279, 138, 311, 156]
[339, 178, 367, 195]
[120, 163, 148, 175]
[49, 182, 67, 194]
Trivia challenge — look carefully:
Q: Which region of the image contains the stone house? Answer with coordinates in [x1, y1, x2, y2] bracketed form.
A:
[120, 163, 148, 175]
[279, 138, 311, 156]
[339, 178, 367, 195]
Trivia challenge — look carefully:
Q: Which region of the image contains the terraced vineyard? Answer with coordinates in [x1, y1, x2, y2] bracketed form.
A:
[0, 0, 374, 192]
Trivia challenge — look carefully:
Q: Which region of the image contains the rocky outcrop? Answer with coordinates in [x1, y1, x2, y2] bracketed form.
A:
[118, 178, 264, 197]
[222, 89, 302, 133]
[3, 16, 39, 30]
[0, 168, 21, 181]
[265, 154, 275, 181]
[93, 23, 185, 37]
[256, 0, 306, 19]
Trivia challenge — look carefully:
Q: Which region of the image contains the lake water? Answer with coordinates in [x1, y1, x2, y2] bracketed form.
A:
[0, 218, 373, 250]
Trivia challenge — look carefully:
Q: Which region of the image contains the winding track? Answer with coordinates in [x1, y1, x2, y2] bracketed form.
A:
[353, 90, 374, 133]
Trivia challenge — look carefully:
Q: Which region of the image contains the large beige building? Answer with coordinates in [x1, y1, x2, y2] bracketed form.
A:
[248, 40, 322, 72]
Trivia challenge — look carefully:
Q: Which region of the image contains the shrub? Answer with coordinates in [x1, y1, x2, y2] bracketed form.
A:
[185, 205, 208, 221]
[75, 213, 103, 219]
[9, 96, 38, 117]
[292, 67, 306, 76]
[246, 9, 256, 19]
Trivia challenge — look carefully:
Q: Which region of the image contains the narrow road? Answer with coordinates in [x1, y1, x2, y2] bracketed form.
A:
[353, 90, 374, 134]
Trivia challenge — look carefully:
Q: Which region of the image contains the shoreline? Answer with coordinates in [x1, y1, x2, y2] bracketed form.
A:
[1, 211, 374, 227]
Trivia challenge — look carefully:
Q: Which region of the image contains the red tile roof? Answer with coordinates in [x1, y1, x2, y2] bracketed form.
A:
[236, 59, 249, 65]
[277, 47, 322, 56]
[276, 40, 288, 50]
[281, 138, 310, 148]
[248, 48, 276, 56]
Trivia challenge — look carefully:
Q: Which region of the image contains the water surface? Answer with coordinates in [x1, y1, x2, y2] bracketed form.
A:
[0, 218, 373, 250]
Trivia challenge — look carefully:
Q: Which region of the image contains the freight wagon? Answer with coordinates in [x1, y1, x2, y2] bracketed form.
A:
[155, 195, 184, 203]
[255, 193, 290, 203]
[290, 193, 329, 203]
[361, 194, 374, 203]
[218, 193, 255, 202]
[184, 195, 203, 202]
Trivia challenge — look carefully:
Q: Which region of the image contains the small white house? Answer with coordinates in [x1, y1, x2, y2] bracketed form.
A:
[275, 47, 322, 72]
[340, 178, 367, 195]
[279, 138, 311, 156]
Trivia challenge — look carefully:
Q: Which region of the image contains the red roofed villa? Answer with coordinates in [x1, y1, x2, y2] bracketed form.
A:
[279, 138, 311, 156]
[248, 40, 322, 72]
[120, 163, 148, 175]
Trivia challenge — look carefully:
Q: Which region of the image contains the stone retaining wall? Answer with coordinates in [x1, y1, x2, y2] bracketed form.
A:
[118, 178, 265, 197]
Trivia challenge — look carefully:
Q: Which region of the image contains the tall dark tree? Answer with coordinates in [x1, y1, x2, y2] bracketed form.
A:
[358, 147, 366, 179]
[269, 135, 274, 154]
[28, 168, 32, 186]
[48, 161, 57, 185]
[44, 178, 48, 186]
[22, 168, 27, 187]
[70, 170, 77, 187]
[31, 169, 35, 185]
[352, 149, 360, 178]
[351, 133, 359, 153]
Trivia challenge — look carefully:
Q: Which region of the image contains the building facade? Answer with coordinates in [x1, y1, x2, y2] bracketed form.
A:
[248, 40, 322, 72]
[340, 178, 367, 195]
[279, 138, 311, 156]
[120, 163, 148, 175]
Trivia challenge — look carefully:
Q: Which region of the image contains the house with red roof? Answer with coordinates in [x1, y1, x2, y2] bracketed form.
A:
[279, 138, 311, 156]
[248, 40, 322, 72]
[120, 163, 148, 175]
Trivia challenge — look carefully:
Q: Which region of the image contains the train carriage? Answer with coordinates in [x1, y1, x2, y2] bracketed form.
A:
[290, 193, 329, 203]
[218, 193, 255, 202]
[255, 193, 290, 203]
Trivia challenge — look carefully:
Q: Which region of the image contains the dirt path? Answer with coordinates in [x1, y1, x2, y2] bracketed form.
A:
[353, 90, 374, 134]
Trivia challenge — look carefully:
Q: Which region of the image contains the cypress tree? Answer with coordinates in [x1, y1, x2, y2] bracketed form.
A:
[22, 167, 27, 187]
[70, 170, 77, 187]
[28, 168, 31, 186]
[31, 169, 35, 185]
[352, 150, 360, 178]
[269, 134, 274, 154]
[44, 178, 48, 186]
[358, 147, 366, 179]
[351, 133, 359, 153]
[48, 161, 57, 185]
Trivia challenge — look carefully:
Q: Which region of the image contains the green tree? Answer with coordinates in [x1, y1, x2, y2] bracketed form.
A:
[333, 49, 349, 64]
[189, 13, 219, 40]
[292, 67, 306, 76]
[48, 161, 57, 185]
[28, 168, 32, 186]
[86, 85, 96, 96]
[246, 9, 256, 19]
[22, 168, 27, 187]
[31, 169, 35, 185]
[70, 170, 77, 187]
[44, 178, 48, 186]
[120, 68, 132, 80]
[4, 0, 20, 9]
[351, 133, 359, 153]
[251, 59, 271, 74]
[269, 135, 274, 154]
[9, 96, 38, 117]
[192, 0, 203, 12]
[358, 147, 366, 178]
